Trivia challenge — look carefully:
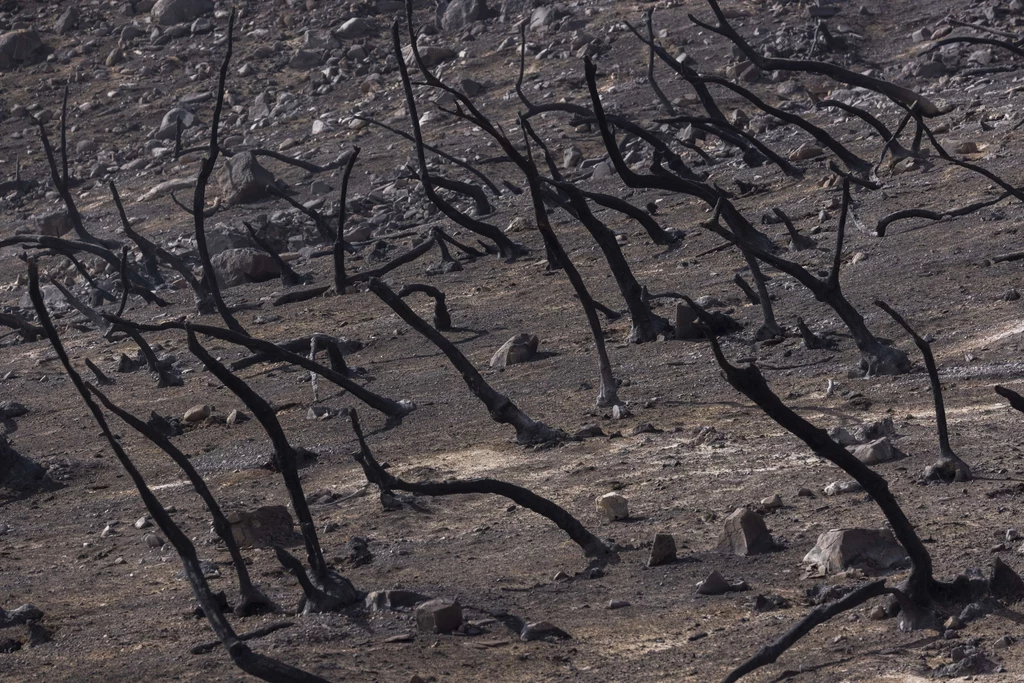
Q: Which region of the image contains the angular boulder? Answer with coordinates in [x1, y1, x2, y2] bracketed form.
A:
[226, 505, 295, 548]
[415, 598, 462, 633]
[716, 507, 775, 556]
[442, 0, 488, 31]
[151, 0, 214, 26]
[648, 532, 677, 567]
[211, 248, 281, 288]
[853, 437, 900, 465]
[803, 528, 909, 575]
[595, 492, 629, 522]
[490, 333, 539, 368]
[217, 152, 276, 205]
[0, 30, 45, 70]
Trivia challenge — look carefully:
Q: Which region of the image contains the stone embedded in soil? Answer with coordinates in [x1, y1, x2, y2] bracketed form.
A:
[696, 570, 731, 595]
[415, 598, 462, 634]
[595, 492, 629, 522]
[151, 0, 214, 26]
[520, 621, 570, 642]
[802, 528, 909, 575]
[211, 248, 281, 288]
[134, 517, 151, 530]
[715, 507, 775, 556]
[144, 533, 165, 548]
[364, 590, 430, 612]
[648, 533, 677, 567]
[761, 494, 783, 509]
[607, 600, 630, 610]
[853, 437, 900, 465]
[990, 556, 1024, 602]
[226, 505, 295, 548]
[489, 333, 539, 368]
[183, 404, 212, 423]
[823, 480, 863, 496]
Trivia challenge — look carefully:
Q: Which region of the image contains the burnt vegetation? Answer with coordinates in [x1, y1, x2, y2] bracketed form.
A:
[3, 1, 1024, 681]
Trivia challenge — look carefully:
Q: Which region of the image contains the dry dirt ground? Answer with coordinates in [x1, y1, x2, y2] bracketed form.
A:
[2, 0, 1024, 681]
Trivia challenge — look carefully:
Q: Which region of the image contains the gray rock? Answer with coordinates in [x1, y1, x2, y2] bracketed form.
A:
[520, 620, 570, 642]
[716, 507, 774, 556]
[853, 437, 900, 465]
[364, 590, 430, 611]
[648, 532, 677, 567]
[226, 505, 295, 548]
[134, 516, 152, 529]
[337, 17, 371, 39]
[490, 333, 539, 368]
[151, 0, 213, 26]
[217, 152, 276, 205]
[144, 532, 165, 548]
[0, 402, 28, 419]
[607, 600, 630, 609]
[823, 480, 863, 496]
[415, 598, 462, 633]
[0, 30, 46, 70]
[183, 404, 211, 422]
[1, 435, 51, 492]
[595, 492, 628, 521]
[529, 5, 566, 31]
[153, 108, 199, 140]
[304, 29, 339, 50]
[675, 302, 701, 340]
[33, 211, 72, 239]
[403, 44, 456, 68]
[563, 146, 582, 169]
[55, 7, 80, 34]
[289, 49, 322, 69]
[150, 0, 210, 25]
[442, 0, 488, 31]
[460, 78, 484, 97]
[696, 569, 731, 595]
[211, 248, 281, 288]
[802, 528, 909, 575]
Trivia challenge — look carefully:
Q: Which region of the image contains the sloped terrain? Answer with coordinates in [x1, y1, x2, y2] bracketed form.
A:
[2, 0, 1024, 681]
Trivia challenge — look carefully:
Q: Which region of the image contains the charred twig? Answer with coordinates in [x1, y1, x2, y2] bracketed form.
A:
[398, 283, 452, 331]
[702, 181, 910, 374]
[192, 13, 246, 336]
[349, 408, 615, 560]
[394, 18, 523, 259]
[265, 185, 335, 243]
[243, 222, 301, 287]
[645, 9, 675, 116]
[772, 207, 816, 250]
[433, 226, 487, 258]
[796, 316, 825, 350]
[697, 316, 935, 612]
[86, 381, 275, 615]
[334, 147, 360, 292]
[584, 59, 783, 341]
[524, 125, 669, 343]
[722, 581, 894, 683]
[0, 312, 43, 342]
[875, 301, 972, 481]
[690, 0, 942, 116]
[27, 259, 329, 683]
[33, 88, 114, 248]
[368, 277, 564, 444]
[520, 122, 621, 406]
[733, 273, 760, 305]
[351, 115, 500, 195]
[111, 317, 414, 420]
[995, 385, 1024, 414]
[109, 181, 212, 312]
[875, 192, 1011, 236]
[83, 358, 113, 385]
[345, 235, 436, 284]
[190, 621, 294, 656]
[186, 327, 360, 606]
